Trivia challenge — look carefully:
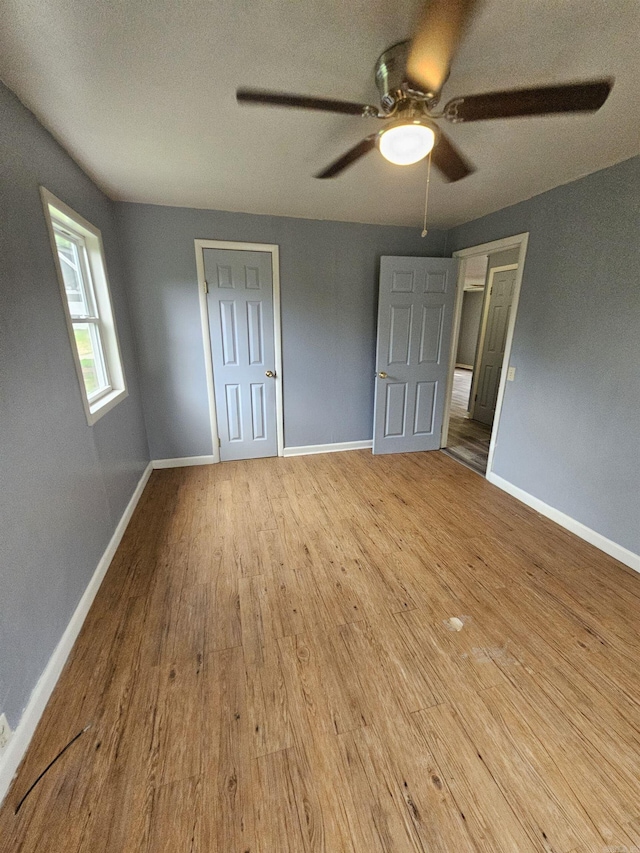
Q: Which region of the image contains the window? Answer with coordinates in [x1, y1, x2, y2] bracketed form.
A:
[41, 188, 127, 424]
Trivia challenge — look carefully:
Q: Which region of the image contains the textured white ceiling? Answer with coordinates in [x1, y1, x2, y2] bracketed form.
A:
[1, 0, 638, 227]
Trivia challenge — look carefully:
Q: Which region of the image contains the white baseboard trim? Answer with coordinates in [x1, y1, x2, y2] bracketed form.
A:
[0, 461, 153, 807]
[283, 440, 373, 458]
[152, 455, 215, 469]
[487, 472, 640, 574]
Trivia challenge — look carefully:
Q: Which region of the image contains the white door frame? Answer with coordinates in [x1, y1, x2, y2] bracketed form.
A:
[441, 232, 529, 477]
[195, 239, 284, 463]
[468, 263, 519, 420]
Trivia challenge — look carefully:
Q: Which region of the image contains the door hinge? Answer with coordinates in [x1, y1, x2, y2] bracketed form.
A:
[474, 393, 478, 401]
[218, 437, 221, 447]
[204, 279, 209, 294]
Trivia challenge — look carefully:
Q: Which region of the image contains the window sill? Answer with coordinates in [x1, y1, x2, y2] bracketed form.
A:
[86, 387, 128, 425]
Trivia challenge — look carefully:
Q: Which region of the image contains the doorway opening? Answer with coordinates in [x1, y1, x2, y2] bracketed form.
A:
[441, 234, 529, 477]
[446, 253, 491, 472]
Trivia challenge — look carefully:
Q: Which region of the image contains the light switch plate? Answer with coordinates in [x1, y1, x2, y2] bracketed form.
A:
[507, 366, 516, 381]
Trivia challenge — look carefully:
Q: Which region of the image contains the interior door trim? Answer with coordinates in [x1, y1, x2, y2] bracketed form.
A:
[195, 239, 284, 463]
[442, 232, 529, 478]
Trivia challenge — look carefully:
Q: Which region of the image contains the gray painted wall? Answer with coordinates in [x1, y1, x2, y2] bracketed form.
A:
[0, 83, 149, 727]
[447, 156, 640, 555]
[457, 291, 484, 367]
[116, 203, 447, 457]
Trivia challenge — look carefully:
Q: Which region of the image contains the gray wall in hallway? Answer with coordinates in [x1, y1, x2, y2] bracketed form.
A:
[116, 203, 447, 457]
[0, 83, 149, 727]
[447, 156, 640, 555]
[457, 291, 484, 367]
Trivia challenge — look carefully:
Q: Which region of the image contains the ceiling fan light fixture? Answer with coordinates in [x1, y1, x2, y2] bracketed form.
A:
[378, 121, 436, 166]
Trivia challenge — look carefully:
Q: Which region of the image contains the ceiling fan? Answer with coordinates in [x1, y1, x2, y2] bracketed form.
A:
[236, 0, 612, 183]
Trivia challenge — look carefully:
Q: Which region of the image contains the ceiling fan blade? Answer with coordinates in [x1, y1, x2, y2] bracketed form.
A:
[407, 0, 478, 97]
[237, 88, 379, 117]
[431, 131, 475, 182]
[443, 79, 613, 122]
[315, 135, 378, 179]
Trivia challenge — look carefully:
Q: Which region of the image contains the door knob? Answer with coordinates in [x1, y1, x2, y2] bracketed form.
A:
[377, 372, 388, 379]
[265, 370, 276, 378]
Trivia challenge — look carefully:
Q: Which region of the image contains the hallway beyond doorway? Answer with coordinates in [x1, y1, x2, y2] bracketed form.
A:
[443, 368, 491, 474]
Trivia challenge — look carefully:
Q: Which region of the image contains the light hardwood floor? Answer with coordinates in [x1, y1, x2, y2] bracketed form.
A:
[2, 450, 640, 852]
[445, 368, 492, 474]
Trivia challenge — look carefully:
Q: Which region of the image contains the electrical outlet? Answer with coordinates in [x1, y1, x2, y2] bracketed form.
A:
[507, 366, 516, 382]
[0, 713, 12, 751]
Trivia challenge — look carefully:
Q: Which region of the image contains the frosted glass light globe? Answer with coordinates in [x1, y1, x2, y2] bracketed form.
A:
[378, 123, 436, 165]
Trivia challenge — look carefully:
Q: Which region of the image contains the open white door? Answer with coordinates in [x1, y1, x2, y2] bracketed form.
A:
[373, 256, 458, 455]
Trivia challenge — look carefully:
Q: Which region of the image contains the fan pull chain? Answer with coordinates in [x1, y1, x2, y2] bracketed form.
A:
[421, 150, 432, 237]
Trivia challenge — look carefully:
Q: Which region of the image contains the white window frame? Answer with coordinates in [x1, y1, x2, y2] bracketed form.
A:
[41, 188, 128, 425]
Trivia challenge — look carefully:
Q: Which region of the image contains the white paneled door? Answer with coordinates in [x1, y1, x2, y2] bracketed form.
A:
[204, 248, 278, 461]
[373, 256, 458, 454]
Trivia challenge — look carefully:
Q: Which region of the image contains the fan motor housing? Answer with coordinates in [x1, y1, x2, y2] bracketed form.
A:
[375, 40, 440, 112]
[375, 41, 411, 112]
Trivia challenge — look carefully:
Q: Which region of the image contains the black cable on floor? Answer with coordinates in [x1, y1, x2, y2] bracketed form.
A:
[14, 724, 91, 814]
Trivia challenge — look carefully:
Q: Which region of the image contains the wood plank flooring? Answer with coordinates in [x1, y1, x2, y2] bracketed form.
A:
[444, 368, 492, 474]
[1, 450, 640, 852]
